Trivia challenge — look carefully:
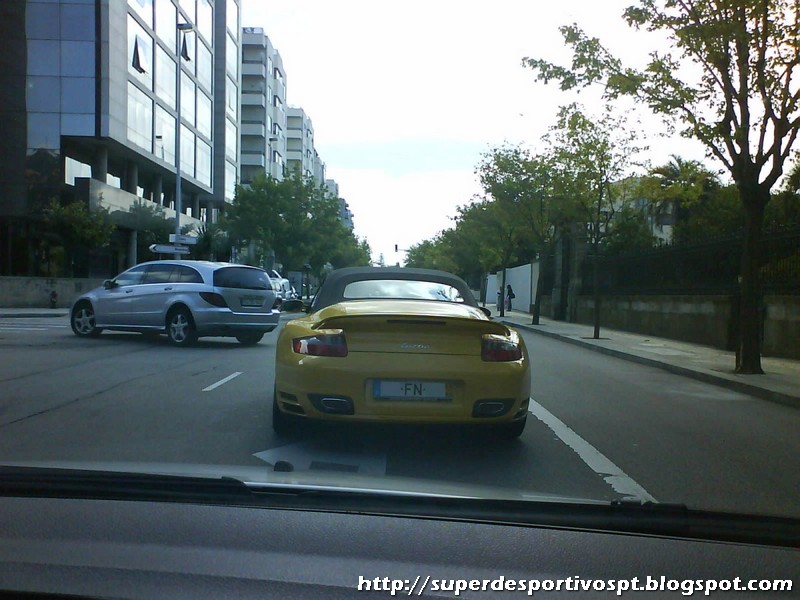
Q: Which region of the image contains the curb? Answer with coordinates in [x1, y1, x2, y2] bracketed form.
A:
[501, 320, 800, 410]
[0, 312, 69, 318]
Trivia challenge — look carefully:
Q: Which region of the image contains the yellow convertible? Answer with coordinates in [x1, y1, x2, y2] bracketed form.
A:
[274, 267, 530, 438]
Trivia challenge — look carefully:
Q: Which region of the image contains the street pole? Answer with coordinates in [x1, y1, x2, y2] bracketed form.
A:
[174, 22, 193, 259]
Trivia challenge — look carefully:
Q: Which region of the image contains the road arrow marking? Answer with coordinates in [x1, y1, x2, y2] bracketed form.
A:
[254, 441, 387, 476]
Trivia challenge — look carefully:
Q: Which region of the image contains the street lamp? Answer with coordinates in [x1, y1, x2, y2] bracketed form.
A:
[174, 21, 193, 259]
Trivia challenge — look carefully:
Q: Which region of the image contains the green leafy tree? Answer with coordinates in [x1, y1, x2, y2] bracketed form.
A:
[523, 0, 800, 372]
[603, 203, 657, 255]
[478, 145, 569, 323]
[43, 198, 115, 276]
[548, 104, 644, 337]
[126, 199, 173, 262]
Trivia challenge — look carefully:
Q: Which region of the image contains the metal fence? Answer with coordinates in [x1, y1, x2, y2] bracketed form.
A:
[579, 225, 800, 295]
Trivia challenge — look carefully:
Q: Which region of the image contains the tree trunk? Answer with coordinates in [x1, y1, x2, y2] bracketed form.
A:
[592, 242, 600, 339]
[531, 256, 546, 325]
[499, 268, 507, 318]
[735, 197, 766, 374]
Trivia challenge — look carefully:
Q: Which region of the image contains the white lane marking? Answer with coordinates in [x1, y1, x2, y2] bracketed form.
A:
[528, 398, 656, 502]
[0, 327, 49, 331]
[202, 371, 243, 392]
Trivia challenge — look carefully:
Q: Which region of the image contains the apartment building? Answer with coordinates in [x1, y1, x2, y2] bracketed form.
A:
[0, 0, 241, 276]
[240, 27, 287, 183]
[325, 178, 353, 230]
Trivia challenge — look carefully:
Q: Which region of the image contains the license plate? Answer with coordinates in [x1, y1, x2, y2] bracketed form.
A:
[373, 380, 449, 401]
[240, 295, 263, 307]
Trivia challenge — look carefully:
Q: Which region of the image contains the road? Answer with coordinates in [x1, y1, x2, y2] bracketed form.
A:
[0, 314, 798, 518]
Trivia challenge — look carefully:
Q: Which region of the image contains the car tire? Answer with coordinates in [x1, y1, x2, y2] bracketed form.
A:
[496, 416, 527, 440]
[166, 307, 197, 346]
[71, 301, 102, 338]
[236, 333, 264, 345]
[272, 387, 298, 436]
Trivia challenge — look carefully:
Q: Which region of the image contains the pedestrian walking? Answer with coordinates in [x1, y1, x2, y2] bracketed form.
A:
[506, 284, 515, 310]
[496, 288, 502, 310]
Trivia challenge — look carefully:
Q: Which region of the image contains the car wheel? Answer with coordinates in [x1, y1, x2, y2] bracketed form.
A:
[166, 307, 197, 346]
[236, 333, 264, 345]
[496, 416, 527, 440]
[71, 302, 102, 338]
[272, 387, 298, 436]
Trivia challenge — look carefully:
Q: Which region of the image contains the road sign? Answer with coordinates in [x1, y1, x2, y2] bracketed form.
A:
[149, 244, 190, 254]
[169, 234, 198, 245]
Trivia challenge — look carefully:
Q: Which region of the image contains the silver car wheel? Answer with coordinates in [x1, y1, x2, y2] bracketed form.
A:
[167, 308, 197, 345]
[71, 303, 101, 338]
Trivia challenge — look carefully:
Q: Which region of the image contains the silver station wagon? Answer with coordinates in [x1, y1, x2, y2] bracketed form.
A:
[70, 261, 280, 346]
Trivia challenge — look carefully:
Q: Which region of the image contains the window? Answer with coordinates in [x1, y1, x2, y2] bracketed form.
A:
[180, 124, 195, 177]
[342, 280, 465, 303]
[225, 161, 237, 201]
[226, 77, 238, 119]
[155, 0, 177, 52]
[226, 0, 238, 34]
[171, 265, 203, 283]
[180, 75, 195, 126]
[114, 265, 149, 287]
[142, 263, 176, 284]
[197, 91, 212, 138]
[61, 78, 95, 114]
[27, 77, 60, 112]
[196, 139, 211, 187]
[155, 105, 176, 164]
[226, 32, 238, 78]
[196, 0, 212, 44]
[128, 16, 153, 88]
[225, 119, 237, 161]
[61, 41, 95, 77]
[178, 0, 195, 23]
[127, 82, 153, 151]
[196, 41, 212, 92]
[128, 0, 153, 28]
[214, 267, 270, 290]
[61, 4, 95, 41]
[155, 46, 176, 109]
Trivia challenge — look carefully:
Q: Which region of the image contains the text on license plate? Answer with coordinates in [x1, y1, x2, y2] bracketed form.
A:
[240, 296, 263, 307]
[373, 380, 448, 400]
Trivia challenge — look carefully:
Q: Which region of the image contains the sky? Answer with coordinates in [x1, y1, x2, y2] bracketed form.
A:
[240, 0, 710, 265]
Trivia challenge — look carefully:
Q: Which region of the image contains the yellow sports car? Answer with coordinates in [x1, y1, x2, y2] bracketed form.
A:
[274, 267, 531, 438]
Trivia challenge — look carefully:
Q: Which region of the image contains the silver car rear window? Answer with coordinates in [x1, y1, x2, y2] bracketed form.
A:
[213, 267, 270, 290]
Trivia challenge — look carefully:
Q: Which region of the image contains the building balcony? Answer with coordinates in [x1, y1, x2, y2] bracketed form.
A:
[241, 93, 267, 108]
[241, 122, 266, 137]
[241, 152, 266, 167]
[242, 62, 267, 77]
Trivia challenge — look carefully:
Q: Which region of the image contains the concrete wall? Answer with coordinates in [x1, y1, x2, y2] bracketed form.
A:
[0, 277, 105, 308]
[485, 262, 540, 310]
[540, 294, 799, 359]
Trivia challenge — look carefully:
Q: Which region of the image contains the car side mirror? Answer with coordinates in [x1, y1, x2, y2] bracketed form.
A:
[103, 279, 117, 290]
[479, 306, 492, 318]
[281, 299, 307, 313]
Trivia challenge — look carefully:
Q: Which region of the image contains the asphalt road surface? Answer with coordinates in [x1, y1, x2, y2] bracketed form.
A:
[0, 314, 798, 519]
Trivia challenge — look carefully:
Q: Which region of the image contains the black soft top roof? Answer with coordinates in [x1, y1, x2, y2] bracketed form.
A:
[310, 267, 477, 311]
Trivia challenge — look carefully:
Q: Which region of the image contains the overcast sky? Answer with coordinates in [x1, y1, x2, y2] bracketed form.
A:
[240, 0, 709, 264]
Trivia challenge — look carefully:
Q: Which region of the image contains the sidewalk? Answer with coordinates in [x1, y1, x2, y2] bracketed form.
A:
[492, 307, 800, 409]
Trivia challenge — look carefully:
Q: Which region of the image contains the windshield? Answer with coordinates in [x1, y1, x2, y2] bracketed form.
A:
[1, 0, 799, 537]
[343, 280, 465, 303]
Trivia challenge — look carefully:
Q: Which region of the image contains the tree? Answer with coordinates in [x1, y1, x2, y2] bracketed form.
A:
[523, 0, 800, 373]
[478, 145, 567, 323]
[226, 170, 366, 275]
[43, 198, 115, 276]
[548, 104, 644, 338]
[603, 203, 657, 255]
[126, 199, 173, 262]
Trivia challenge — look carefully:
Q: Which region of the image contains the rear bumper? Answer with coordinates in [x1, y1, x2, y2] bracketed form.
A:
[275, 352, 530, 425]
[193, 307, 280, 336]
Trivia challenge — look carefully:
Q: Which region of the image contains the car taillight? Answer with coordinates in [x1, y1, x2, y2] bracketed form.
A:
[199, 292, 228, 308]
[481, 334, 522, 362]
[292, 331, 348, 357]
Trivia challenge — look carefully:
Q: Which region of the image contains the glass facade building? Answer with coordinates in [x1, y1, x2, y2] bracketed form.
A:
[0, 0, 240, 277]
